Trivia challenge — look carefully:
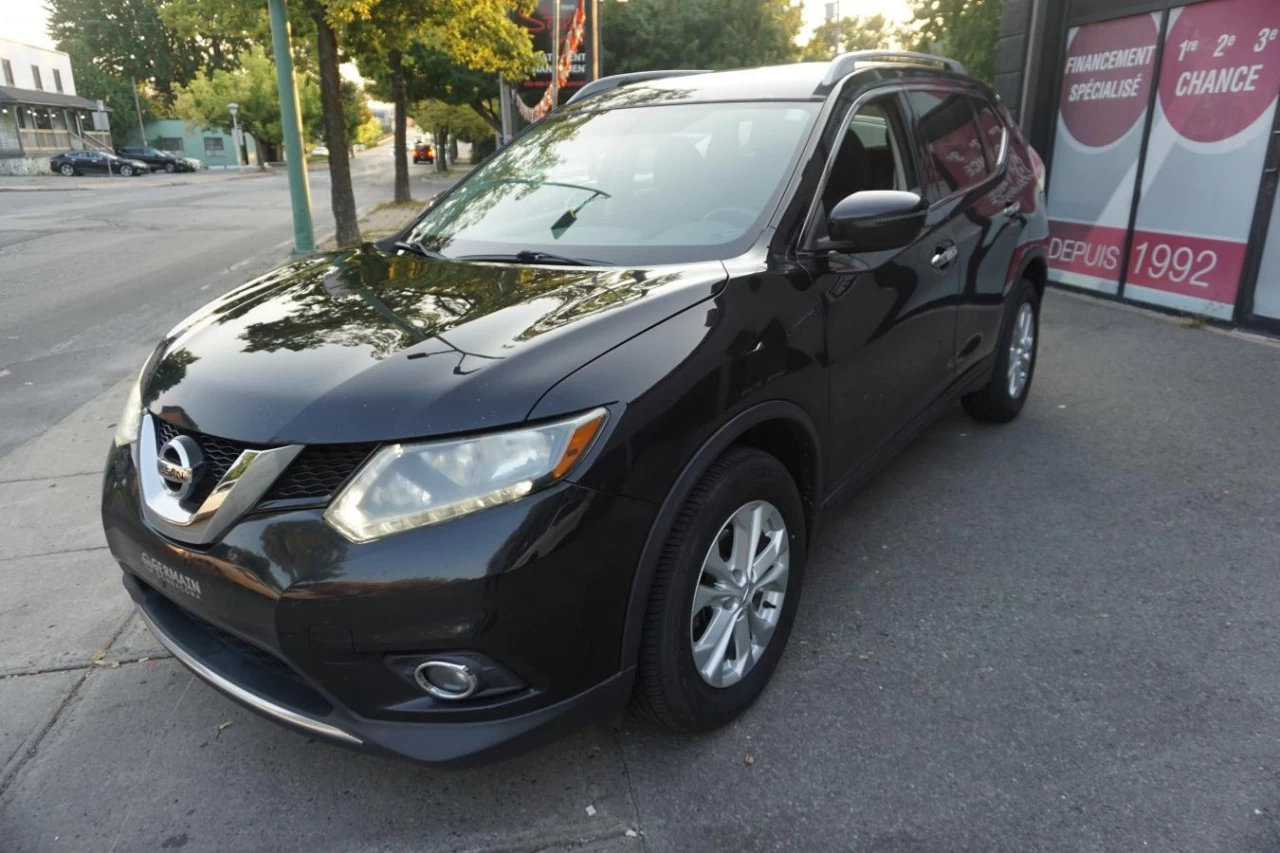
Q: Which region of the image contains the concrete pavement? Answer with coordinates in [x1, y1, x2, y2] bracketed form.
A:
[1, 287, 1278, 851]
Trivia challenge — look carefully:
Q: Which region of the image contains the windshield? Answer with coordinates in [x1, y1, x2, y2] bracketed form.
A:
[404, 101, 819, 266]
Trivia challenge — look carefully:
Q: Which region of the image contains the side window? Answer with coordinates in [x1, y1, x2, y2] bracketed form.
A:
[969, 96, 1005, 172]
[906, 90, 990, 199]
[821, 93, 917, 219]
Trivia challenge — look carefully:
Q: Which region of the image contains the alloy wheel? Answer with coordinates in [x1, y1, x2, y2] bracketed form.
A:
[690, 500, 789, 688]
[1007, 302, 1035, 399]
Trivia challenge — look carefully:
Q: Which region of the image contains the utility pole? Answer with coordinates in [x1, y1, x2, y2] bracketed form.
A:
[550, 0, 561, 109]
[228, 102, 243, 168]
[498, 75, 514, 146]
[266, 0, 315, 255]
[131, 77, 146, 143]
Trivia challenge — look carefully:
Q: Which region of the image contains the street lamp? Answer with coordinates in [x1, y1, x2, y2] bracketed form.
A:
[228, 101, 243, 167]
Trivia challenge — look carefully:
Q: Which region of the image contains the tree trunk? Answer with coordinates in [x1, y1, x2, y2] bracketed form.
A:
[253, 135, 269, 170]
[390, 49, 410, 203]
[434, 125, 447, 172]
[310, 2, 360, 247]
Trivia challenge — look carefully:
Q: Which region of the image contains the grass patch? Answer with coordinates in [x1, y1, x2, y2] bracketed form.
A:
[369, 199, 425, 214]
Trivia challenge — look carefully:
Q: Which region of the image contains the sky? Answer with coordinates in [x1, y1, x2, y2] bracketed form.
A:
[1, 0, 913, 54]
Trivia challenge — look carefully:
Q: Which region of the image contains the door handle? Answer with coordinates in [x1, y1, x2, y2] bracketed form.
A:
[1004, 201, 1022, 217]
[931, 245, 958, 270]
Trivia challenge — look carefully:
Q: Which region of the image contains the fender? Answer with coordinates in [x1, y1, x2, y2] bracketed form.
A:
[618, 400, 823, 671]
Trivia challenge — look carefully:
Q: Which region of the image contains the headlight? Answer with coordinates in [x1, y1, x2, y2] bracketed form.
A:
[324, 408, 608, 542]
[113, 371, 144, 447]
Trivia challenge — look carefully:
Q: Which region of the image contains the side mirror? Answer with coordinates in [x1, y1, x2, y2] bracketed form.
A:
[827, 190, 927, 252]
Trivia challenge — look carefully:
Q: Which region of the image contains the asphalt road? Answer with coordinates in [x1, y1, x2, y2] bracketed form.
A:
[0, 151, 414, 458]
[1, 193, 1279, 849]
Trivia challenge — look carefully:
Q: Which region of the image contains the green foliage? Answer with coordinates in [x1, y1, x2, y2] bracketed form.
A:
[47, 0, 249, 99]
[171, 47, 322, 149]
[343, 0, 539, 80]
[411, 100, 493, 143]
[354, 115, 385, 147]
[599, 0, 801, 74]
[63, 55, 156, 146]
[799, 15, 907, 62]
[909, 0, 1005, 82]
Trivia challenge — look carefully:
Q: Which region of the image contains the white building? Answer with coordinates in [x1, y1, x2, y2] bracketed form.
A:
[0, 38, 113, 174]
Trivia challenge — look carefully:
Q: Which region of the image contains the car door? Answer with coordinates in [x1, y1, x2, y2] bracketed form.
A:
[803, 89, 962, 485]
[904, 88, 1022, 379]
[80, 152, 106, 174]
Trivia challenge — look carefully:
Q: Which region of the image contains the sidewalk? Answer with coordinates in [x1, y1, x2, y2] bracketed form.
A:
[319, 165, 472, 248]
[0, 168, 272, 193]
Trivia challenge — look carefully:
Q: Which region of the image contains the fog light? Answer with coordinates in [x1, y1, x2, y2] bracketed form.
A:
[414, 660, 480, 700]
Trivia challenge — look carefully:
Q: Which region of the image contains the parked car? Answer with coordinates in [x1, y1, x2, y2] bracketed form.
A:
[102, 52, 1048, 766]
[51, 150, 149, 177]
[115, 146, 194, 173]
[182, 157, 205, 170]
[312, 145, 330, 157]
[413, 141, 434, 164]
[353, 143, 367, 152]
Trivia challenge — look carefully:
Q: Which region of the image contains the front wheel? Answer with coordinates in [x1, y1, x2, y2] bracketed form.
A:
[118, 164, 133, 177]
[962, 278, 1040, 423]
[164, 163, 175, 173]
[635, 446, 806, 732]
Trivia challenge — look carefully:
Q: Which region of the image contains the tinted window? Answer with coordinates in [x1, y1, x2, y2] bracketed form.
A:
[404, 101, 820, 265]
[53, 69, 63, 93]
[821, 94, 917, 218]
[906, 90, 990, 199]
[969, 96, 1005, 171]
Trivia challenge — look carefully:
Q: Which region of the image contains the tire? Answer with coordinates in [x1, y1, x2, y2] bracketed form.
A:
[164, 163, 175, 173]
[119, 164, 133, 177]
[59, 164, 75, 177]
[635, 445, 806, 732]
[962, 277, 1040, 423]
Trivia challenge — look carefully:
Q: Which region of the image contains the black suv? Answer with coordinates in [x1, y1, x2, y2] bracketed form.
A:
[102, 52, 1049, 765]
[116, 146, 194, 173]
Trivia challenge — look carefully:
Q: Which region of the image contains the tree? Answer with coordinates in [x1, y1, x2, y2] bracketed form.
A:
[47, 0, 249, 100]
[599, 0, 801, 74]
[172, 47, 322, 165]
[354, 114, 384, 147]
[411, 100, 492, 170]
[345, 1, 538, 202]
[909, 0, 1005, 83]
[799, 15, 907, 62]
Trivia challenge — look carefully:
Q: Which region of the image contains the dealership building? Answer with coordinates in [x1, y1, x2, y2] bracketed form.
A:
[995, 0, 1280, 334]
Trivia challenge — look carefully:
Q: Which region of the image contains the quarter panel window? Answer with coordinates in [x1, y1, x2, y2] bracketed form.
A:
[969, 96, 1005, 172]
[907, 90, 990, 198]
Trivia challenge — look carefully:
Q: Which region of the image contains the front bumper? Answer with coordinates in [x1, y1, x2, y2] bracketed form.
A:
[102, 442, 655, 765]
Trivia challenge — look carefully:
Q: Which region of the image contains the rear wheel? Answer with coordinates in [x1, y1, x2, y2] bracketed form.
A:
[164, 163, 175, 173]
[962, 278, 1040, 423]
[635, 446, 806, 732]
[59, 164, 75, 177]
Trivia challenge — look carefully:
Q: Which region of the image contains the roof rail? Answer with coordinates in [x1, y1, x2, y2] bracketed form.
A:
[564, 70, 712, 106]
[821, 50, 965, 86]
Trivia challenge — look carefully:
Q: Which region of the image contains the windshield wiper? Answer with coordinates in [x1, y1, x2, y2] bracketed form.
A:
[458, 250, 608, 267]
[394, 240, 448, 261]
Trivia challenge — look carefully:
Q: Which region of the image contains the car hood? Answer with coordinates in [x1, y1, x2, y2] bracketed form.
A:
[141, 246, 725, 444]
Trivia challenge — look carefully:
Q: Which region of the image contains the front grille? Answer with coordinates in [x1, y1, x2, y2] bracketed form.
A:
[155, 420, 263, 507]
[153, 418, 374, 508]
[264, 444, 375, 503]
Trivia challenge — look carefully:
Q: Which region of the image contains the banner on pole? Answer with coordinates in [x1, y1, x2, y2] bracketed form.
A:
[512, 0, 599, 122]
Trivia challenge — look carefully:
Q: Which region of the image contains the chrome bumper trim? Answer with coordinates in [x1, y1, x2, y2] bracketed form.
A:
[136, 605, 363, 746]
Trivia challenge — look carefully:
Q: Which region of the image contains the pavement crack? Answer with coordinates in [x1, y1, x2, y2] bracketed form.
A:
[610, 725, 649, 853]
[0, 545, 109, 564]
[1, 653, 172, 680]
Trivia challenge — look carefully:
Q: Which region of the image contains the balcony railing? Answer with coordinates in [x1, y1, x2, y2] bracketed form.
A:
[18, 128, 113, 153]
